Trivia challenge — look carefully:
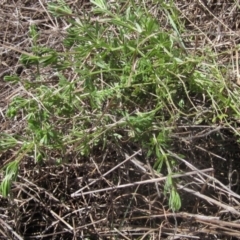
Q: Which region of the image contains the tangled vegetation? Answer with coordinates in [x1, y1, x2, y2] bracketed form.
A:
[1, 0, 240, 239]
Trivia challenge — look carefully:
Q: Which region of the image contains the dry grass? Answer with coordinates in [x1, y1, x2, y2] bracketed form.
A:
[1, 0, 240, 239]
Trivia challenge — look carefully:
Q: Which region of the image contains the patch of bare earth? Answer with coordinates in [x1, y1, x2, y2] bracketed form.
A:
[0, 0, 240, 239]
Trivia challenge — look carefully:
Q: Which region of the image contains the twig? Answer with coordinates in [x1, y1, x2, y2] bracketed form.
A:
[71, 149, 141, 197]
[113, 228, 131, 240]
[0, 218, 24, 240]
[76, 168, 213, 197]
[178, 184, 240, 216]
[168, 150, 240, 200]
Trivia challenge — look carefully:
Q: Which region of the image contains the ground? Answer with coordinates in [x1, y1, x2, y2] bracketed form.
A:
[1, 1, 240, 239]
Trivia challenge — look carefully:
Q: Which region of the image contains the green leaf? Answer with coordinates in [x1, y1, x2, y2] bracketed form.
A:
[20, 54, 40, 66]
[90, 0, 107, 10]
[169, 188, 181, 211]
[0, 160, 19, 197]
[29, 24, 39, 46]
[4, 75, 20, 84]
[48, 0, 72, 17]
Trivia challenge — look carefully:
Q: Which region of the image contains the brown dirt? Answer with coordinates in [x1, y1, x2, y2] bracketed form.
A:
[1, 0, 240, 239]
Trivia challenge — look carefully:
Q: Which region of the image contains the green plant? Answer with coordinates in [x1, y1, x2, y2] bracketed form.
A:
[1, 0, 240, 211]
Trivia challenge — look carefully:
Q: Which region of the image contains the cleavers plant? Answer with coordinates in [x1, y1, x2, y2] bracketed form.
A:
[1, 0, 240, 211]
